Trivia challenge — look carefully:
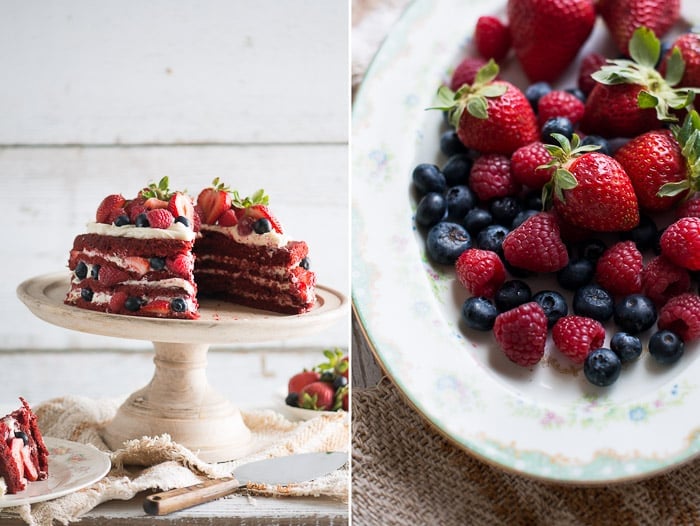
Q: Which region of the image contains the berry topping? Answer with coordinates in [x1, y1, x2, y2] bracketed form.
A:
[74, 261, 88, 280]
[493, 302, 548, 367]
[146, 208, 174, 229]
[613, 294, 657, 335]
[168, 192, 196, 225]
[474, 15, 511, 62]
[135, 213, 150, 228]
[149, 257, 166, 271]
[81, 288, 94, 302]
[532, 290, 568, 328]
[253, 218, 272, 234]
[216, 209, 238, 227]
[124, 297, 142, 312]
[299, 381, 335, 411]
[170, 298, 188, 313]
[98, 267, 128, 287]
[660, 217, 700, 271]
[572, 284, 614, 322]
[502, 212, 569, 273]
[610, 332, 643, 363]
[198, 178, 232, 225]
[426, 222, 472, 265]
[96, 194, 126, 224]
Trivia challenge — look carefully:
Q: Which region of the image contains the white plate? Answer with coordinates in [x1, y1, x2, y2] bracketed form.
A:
[278, 393, 345, 421]
[352, 0, 700, 483]
[0, 437, 111, 507]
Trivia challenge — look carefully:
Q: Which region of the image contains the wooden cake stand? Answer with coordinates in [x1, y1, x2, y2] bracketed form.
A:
[17, 272, 349, 462]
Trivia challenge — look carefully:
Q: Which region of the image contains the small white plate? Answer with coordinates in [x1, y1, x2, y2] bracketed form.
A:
[0, 437, 111, 507]
[278, 394, 345, 421]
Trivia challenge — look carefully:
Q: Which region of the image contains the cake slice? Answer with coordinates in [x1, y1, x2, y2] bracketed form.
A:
[0, 398, 49, 495]
[65, 177, 200, 319]
[194, 180, 316, 314]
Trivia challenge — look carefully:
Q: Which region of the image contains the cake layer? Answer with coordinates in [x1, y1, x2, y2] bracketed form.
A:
[194, 231, 309, 266]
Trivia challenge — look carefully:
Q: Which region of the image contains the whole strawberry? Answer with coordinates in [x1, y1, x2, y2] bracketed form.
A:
[502, 212, 569, 273]
[552, 315, 606, 364]
[493, 302, 548, 366]
[506, 0, 596, 83]
[288, 370, 320, 395]
[542, 134, 639, 232]
[433, 60, 538, 155]
[597, 0, 680, 55]
[580, 28, 695, 138]
[299, 381, 335, 411]
[474, 16, 511, 62]
[661, 32, 700, 88]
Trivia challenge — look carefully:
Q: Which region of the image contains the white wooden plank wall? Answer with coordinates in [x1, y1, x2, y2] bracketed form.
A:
[1, 0, 350, 351]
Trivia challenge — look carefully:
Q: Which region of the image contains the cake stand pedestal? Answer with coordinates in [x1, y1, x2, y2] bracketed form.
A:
[17, 272, 349, 462]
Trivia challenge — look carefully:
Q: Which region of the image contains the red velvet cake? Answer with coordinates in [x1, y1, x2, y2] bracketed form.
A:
[65, 177, 200, 319]
[193, 180, 316, 314]
[0, 398, 49, 495]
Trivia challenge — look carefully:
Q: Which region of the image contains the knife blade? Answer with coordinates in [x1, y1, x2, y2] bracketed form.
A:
[143, 451, 347, 516]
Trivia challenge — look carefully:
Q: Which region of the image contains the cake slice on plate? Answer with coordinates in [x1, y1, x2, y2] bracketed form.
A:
[0, 398, 49, 495]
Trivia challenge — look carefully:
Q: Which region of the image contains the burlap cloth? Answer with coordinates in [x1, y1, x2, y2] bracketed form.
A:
[2, 396, 348, 526]
[351, 378, 700, 525]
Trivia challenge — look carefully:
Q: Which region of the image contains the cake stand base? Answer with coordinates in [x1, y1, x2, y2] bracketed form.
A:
[102, 342, 251, 462]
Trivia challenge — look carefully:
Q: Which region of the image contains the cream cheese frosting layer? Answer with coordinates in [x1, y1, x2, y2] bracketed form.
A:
[201, 224, 289, 248]
[86, 221, 196, 241]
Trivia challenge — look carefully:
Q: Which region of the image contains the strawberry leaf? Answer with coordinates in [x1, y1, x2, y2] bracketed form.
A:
[466, 96, 489, 119]
[431, 85, 456, 110]
[664, 47, 686, 86]
[628, 27, 661, 69]
[638, 91, 659, 109]
[473, 59, 499, 87]
[658, 180, 691, 197]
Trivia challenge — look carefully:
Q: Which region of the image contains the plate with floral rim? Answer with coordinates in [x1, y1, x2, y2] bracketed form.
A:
[352, 0, 700, 483]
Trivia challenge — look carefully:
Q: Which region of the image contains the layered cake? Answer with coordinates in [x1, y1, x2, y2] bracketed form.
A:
[0, 398, 49, 495]
[193, 180, 317, 314]
[65, 177, 200, 319]
[65, 178, 316, 318]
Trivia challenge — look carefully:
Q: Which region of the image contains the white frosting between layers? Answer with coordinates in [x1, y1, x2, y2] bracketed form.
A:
[65, 289, 198, 312]
[86, 221, 196, 242]
[0, 477, 6, 496]
[201, 224, 289, 248]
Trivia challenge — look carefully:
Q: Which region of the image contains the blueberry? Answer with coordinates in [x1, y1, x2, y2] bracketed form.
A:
[463, 208, 493, 236]
[511, 209, 539, 230]
[113, 214, 130, 226]
[440, 130, 468, 157]
[578, 239, 607, 263]
[648, 330, 684, 364]
[610, 332, 642, 363]
[445, 185, 476, 220]
[532, 290, 568, 327]
[524, 81, 552, 110]
[75, 261, 88, 280]
[541, 117, 574, 144]
[580, 135, 612, 156]
[14, 431, 28, 445]
[426, 222, 472, 265]
[170, 298, 187, 312]
[320, 371, 335, 383]
[495, 280, 532, 312]
[557, 258, 594, 290]
[90, 264, 100, 279]
[620, 214, 657, 251]
[584, 348, 621, 387]
[566, 87, 587, 103]
[412, 164, 447, 195]
[490, 197, 522, 226]
[333, 375, 348, 389]
[573, 284, 614, 322]
[441, 154, 473, 186]
[125, 296, 142, 312]
[150, 257, 166, 270]
[300, 257, 311, 270]
[522, 190, 543, 211]
[174, 215, 190, 227]
[461, 297, 498, 331]
[476, 224, 509, 256]
[81, 288, 94, 302]
[416, 193, 447, 227]
[613, 294, 657, 334]
[135, 213, 150, 227]
[254, 218, 272, 234]
[285, 392, 299, 407]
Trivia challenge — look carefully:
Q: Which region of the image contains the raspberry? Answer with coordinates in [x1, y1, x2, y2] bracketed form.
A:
[675, 194, 700, 219]
[657, 293, 700, 342]
[469, 154, 520, 201]
[578, 52, 607, 95]
[595, 241, 643, 296]
[641, 255, 691, 307]
[449, 57, 489, 91]
[474, 16, 511, 62]
[552, 315, 606, 364]
[536, 90, 585, 126]
[128, 204, 148, 223]
[502, 212, 569, 273]
[146, 208, 175, 229]
[510, 142, 554, 190]
[167, 253, 193, 277]
[493, 302, 547, 366]
[660, 217, 700, 270]
[455, 249, 506, 298]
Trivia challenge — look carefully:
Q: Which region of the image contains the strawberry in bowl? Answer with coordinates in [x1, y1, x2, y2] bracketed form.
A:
[284, 348, 349, 417]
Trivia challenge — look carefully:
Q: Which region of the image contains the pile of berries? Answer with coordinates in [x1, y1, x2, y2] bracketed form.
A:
[414, 0, 700, 387]
[285, 349, 349, 411]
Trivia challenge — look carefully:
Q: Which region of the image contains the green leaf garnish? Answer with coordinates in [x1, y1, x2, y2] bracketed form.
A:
[628, 26, 661, 69]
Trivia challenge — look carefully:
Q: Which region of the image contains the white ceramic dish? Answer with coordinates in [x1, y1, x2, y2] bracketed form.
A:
[352, 0, 700, 483]
[0, 437, 111, 507]
[279, 397, 343, 421]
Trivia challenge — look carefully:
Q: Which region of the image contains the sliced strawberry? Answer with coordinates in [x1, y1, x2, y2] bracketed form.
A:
[146, 208, 175, 229]
[99, 267, 130, 287]
[217, 208, 238, 227]
[96, 194, 126, 224]
[124, 256, 150, 275]
[10, 438, 25, 480]
[143, 197, 169, 210]
[245, 205, 283, 234]
[168, 192, 196, 224]
[109, 291, 128, 311]
[139, 299, 171, 316]
[198, 188, 231, 225]
[20, 445, 38, 482]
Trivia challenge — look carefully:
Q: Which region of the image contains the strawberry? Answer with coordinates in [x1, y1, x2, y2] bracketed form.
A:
[657, 293, 700, 342]
[97, 267, 129, 287]
[597, 0, 681, 56]
[231, 189, 284, 234]
[468, 154, 520, 200]
[20, 445, 38, 482]
[449, 57, 490, 91]
[288, 370, 321, 394]
[510, 142, 554, 190]
[339, 356, 349, 379]
[9, 438, 25, 482]
[661, 33, 700, 88]
[552, 315, 606, 364]
[342, 391, 349, 411]
[197, 178, 232, 225]
[432, 60, 538, 155]
[244, 204, 284, 234]
[580, 27, 695, 138]
[595, 241, 643, 297]
[660, 217, 700, 270]
[146, 208, 175, 229]
[96, 194, 126, 224]
[300, 381, 335, 411]
[123, 256, 150, 275]
[217, 208, 238, 227]
[536, 90, 585, 127]
[474, 16, 511, 62]
[108, 291, 128, 312]
[502, 212, 569, 273]
[614, 112, 700, 212]
[578, 53, 607, 96]
[493, 302, 548, 366]
[541, 134, 639, 232]
[455, 248, 506, 297]
[506, 0, 596, 83]
[168, 192, 196, 224]
[139, 300, 171, 316]
[143, 197, 169, 210]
